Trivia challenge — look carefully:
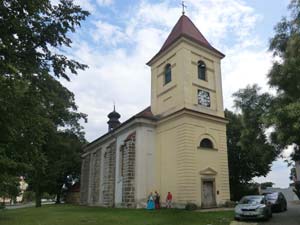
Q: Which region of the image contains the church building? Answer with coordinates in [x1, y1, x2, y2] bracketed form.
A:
[80, 14, 230, 208]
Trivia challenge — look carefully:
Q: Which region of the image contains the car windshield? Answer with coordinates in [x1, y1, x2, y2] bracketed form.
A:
[239, 196, 264, 204]
[266, 193, 278, 200]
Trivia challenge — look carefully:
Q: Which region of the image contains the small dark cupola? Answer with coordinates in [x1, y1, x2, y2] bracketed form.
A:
[107, 105, 121, 131]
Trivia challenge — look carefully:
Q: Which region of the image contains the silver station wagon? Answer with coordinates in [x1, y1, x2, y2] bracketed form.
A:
[234, 195, 272, 221]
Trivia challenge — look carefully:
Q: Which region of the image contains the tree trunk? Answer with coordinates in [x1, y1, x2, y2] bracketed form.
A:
[294, 181, 300, 200]
[35, 185, 42, 207]
[55, 192, 61, 204]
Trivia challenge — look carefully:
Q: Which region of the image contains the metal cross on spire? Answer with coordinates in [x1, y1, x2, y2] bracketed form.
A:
[181, 1, 187, 15]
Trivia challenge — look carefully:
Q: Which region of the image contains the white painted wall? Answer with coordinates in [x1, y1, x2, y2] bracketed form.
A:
[135, 125, 156, 208]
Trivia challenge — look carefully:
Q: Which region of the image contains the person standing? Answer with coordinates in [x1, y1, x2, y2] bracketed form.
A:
[154, 191, 160, 209]
[146, 192, 155, 210]
[166, 192, 172, 208]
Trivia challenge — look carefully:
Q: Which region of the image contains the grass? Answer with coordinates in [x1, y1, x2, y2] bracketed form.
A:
[0, 204, 234, 225]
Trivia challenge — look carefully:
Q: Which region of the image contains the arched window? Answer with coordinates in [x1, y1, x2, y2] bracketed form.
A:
[200, 138, 214, 149]
[164, 64, 171, 84]
[198, 61, 206, 81]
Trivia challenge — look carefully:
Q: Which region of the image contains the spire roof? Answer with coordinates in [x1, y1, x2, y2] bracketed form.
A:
[147, 15, 224, 65]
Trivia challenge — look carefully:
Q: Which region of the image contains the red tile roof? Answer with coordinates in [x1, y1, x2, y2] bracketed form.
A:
[135, 106, 155, 119]
[147, 15, 224, 65]
[124, 132, 136, 141]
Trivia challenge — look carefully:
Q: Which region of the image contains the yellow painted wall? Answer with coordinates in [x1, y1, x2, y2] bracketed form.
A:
[150, 37, 224, 119]
[155, 112, 230, 206]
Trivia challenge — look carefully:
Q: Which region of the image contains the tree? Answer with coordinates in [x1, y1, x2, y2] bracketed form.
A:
[225, 109, 244, 200]
[226, 85, 279, 200]
[0, 175, 19, 205]
[267, 0, 300, 164]
[0, 0, 89, 207]
[290, 167, 297, 181]
[40, 131, 86, 204]
[289, 167, 300, 199]
[260, 182, 274, 190]
[0, 0, 89, 80]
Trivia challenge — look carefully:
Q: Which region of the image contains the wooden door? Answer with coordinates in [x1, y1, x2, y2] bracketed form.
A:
[202, 180, 216, 208]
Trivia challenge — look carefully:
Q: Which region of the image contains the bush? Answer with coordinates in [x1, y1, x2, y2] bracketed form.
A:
[42, 192, 55, 200]
[224, 200, 236, 208]
[22, 191, 35, 203]
[231, 183, 259, 201]
[185, 203, 198, 211]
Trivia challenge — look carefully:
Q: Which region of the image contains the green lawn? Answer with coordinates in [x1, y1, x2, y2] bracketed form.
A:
[0, 205, 234, 225]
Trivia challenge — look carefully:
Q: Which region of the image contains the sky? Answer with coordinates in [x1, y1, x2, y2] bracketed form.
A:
[55, 0, 293, 188]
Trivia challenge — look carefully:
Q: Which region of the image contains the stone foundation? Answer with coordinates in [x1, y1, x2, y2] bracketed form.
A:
[80, 154, 90, 205]
[102, 142, 116, 207]
[121, 133, 136, 208]
[92, 150, 101, 204]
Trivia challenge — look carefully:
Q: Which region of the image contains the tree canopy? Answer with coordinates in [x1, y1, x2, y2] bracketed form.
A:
[267, 0, 300, 161]
[226, 85, 278, 200]
[0, 0, 89, 80]
[0, 0, 89, 206]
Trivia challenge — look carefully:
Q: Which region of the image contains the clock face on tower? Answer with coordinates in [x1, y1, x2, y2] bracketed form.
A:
[198, 90, 211, 107]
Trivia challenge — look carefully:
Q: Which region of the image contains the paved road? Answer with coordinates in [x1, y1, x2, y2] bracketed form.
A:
[259, 201, 300, 225]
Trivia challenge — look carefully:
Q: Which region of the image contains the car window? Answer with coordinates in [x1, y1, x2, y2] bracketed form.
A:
[266, 193, 278, 200]
[239, 196, 264, 204]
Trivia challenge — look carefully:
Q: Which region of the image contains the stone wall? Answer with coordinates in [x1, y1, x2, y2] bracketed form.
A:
[92, 150, 102, 204]
[121, 133, 136, 208]
[88, 153, 95, 203]
[80, 154, 91, 205]
[102, 142, 116, 207]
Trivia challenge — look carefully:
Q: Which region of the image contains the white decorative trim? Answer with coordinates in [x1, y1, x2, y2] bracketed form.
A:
[199, 167, 218, 176]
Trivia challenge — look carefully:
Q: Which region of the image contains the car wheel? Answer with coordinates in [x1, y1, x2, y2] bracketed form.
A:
[263, 215, 270, 221]
[234, 217, 240, 221]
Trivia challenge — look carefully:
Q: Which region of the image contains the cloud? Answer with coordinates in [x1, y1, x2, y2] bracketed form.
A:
[75, 0, 96, 12]
[222, 48, 272, 109]
[96, 0, 113, 6]
[92, 21, 128, 45]
[188, 0, 261, 45]
[255, 159, 292, 188]
[51, 0, 96, 12]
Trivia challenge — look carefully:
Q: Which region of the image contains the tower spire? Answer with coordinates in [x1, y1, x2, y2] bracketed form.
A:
[181, 1, 186, 15]
[107, 103, 121, 131]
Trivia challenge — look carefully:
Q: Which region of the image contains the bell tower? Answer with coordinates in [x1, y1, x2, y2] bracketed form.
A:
[147, 15, 225, 119]
[146, 14, 230, 207]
